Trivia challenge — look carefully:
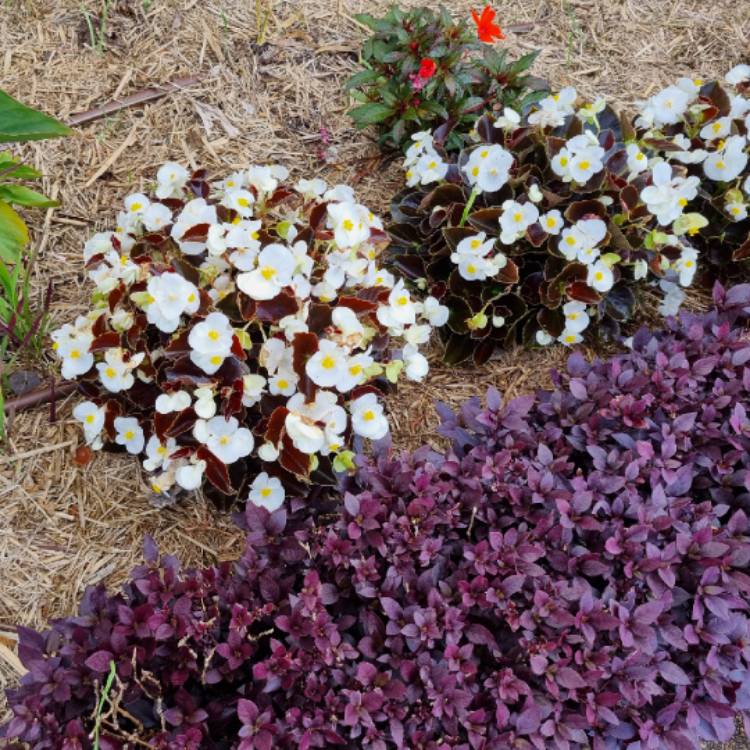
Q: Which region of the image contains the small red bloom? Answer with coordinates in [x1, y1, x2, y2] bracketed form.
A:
[471, 5, 505, 44]
[419, 58, 437, 79]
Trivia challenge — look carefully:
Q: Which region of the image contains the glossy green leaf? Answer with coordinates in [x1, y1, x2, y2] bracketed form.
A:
[0, 184, 58, 208]
[348, 102, 395, 127]
[0, 89, 72, 143]
[0, 199, 29, 262]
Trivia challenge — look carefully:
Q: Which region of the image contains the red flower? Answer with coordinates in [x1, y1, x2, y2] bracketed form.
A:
[471, 5, 505, 44]
[418, 58, 437, 79]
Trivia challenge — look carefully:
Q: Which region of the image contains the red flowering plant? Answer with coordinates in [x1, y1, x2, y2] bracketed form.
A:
[346, 4, 546, 152]
[50, 163, 448, 508]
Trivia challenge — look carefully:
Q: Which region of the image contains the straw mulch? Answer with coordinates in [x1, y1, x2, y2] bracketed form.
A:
[0, 0, 748, 744]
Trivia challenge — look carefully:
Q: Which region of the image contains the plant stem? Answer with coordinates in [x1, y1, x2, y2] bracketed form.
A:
[459, 187, 480, 227]
[93, 661, 117, 750]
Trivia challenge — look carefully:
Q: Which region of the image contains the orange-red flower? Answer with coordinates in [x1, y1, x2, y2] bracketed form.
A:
[419, 58, 437, 79]
[471, 5, 505, 44]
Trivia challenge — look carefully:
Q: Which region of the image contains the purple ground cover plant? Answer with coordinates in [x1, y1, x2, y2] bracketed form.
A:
[4, 283, 750, 749]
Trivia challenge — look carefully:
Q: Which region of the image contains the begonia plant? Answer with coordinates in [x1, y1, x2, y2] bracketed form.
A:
[346, 4, 546, 152]
[51, 164, 448, 506]
[5, 283, 750, 749]
[387, 66, 750, 364]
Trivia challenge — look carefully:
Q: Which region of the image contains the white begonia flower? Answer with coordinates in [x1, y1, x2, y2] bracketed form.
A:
[587, 260, 614, 292]
[558, 329, 583, 346]
[732, 96, 750, 121]
[114, 416, 145, 455]
[155, 391, 192, 414]
[259, 337, 288, 374]
[494, 107, 521, 131]
[674, 247, 698, 287]
[337, 352, 374, 393]
[296, 177, 327, 200]
[268, 369, 298, 396]
[221, 171, 246, 192]
[248, 472, 285, 511]
[226, 220, 262, 271]
[675, 77, 703, 98]
[633, 259, 649, 280]
[576, 98, 606, 125]
[571, 218, 607, 265]
[110, 309, 134, 333]
[237, 243, 295, 301]
[456, 232, 495, 257]
[241, 374, 267, 407]
[96, 348, 144, 393]
[726, 200, 748, 221]
[188, 311, 235, 374]
[170, 198, 218, 255]
[247, 164, 288, 195]
[626, 143, 649, 176]
[411, 150, 449, 185]
[562, 301, 590, 334]
[53, 324, 94, 379]
[377, 280, 417, 330]
[700, 117, 732, 142]
[193, 387, 217, 419]
[659, 279, 685, 316]
[205, 224, 228, 257]
[540, 210, 563, 235]
[364, 263, 395, 290]
[155, 162, 189, 200]
[536, 330, 554, 346]
[423, 296, 449, 327]
[222, 188, 256, 218]
[142, 202, 172, 233]
[327, 202, 371, 248]
[403, 344, 429, 381]
[124, 193, 150, 220]
[285, 390, 345, 455]
[452, 254, 498, 281]
[279, 313, 309, 341]
[332, 306, 365, 344]
[499, 200, 539, 243]
[83, 232, 115, 262]
[527, 183, 544, 203]
[257, 442, 280, 462]
[350, 392, 389, 440]
[404, 130, 434, 165]
[568, 148, 605, 185]
[143, 435, 177, 472]
[403, 323, 431, 348]
[463, 144, 513, 193]
[527, 86, 577, 128]
[641, 161, 700, 225]
[726, 64, 750, 86]
[639, 85, 691, 127]
[193, 415, 254, 464]
[551, 147, 573, 181]
[175, 459, 206, 491]
[144, 272, 200, 333]
[704, 135, 748, 182]
[306, 339, 348, 388]
[324, 184, 356, 203]
[73, 401, 105, 448]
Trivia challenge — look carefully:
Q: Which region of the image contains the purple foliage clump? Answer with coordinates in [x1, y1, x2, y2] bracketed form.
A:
[4, 283, 750, 750]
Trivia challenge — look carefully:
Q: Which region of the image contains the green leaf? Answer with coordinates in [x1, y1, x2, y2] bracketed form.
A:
[509, 50, 540, 75]
[0, 184, 58, 208]
[348, 102, 395, 126]
[0, 89, 72, 143]
[0, 199, 29, 262]
[345, 69, 381, 91]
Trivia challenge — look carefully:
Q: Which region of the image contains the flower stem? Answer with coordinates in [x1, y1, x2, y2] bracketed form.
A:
[459, 187, 480, 227]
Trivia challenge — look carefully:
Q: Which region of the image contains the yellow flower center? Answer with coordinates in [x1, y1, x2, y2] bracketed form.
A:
[565, 334, 576, 343]
[684, 259, 694, 268]
[219, 436, 230, 446]
[187, 293, 196, 303]
[362, 410, 375, 422]
[480, 149, 489, 159]
[513, 212, 522, 223]
[546, 217, 556, 228]
[342, 219, 354, 231]
[237, 197, 250, 208]
[427, 161, 437, 170]
[568, 312, 579, 320]
[207, 330, 220, 341]
[130, 202, 142, 212]
[578, 160, 590, 170]
[471, 166, 480, 177]
[730, 206, 741, 215]
[678, 197, 688, 207]
[260, 487, 272, 498]
[70, 349, 80, 359]
[715, 160, 726, 170]
[349, 364, 362, 375]
[595, 271, 604, 281]
[712, 122, 722, 133]
[261, 266, 276, 280]
[157, 446, 167, 455]
[635, 152, 644, 161]
[565, 236, 576, 246]
[470, 239, 482, 249]
[124, 430, 135, 441]
[252, 231, 260, 240]
[321, 355, 336, 370]
[467, 263, 477, 274]
[396, 295, 409, 306]
[559, 156, 568, 166]
[277, 379, 289, 390]
[105, 367, 117, 378]
[210, 355, 223, 365]
[85, 414, 95, 424]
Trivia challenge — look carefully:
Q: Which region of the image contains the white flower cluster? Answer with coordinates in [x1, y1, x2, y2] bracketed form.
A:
[55, 164, 449, 510]
[400, 65, 750, 347]
[404, 131, 449, 187]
